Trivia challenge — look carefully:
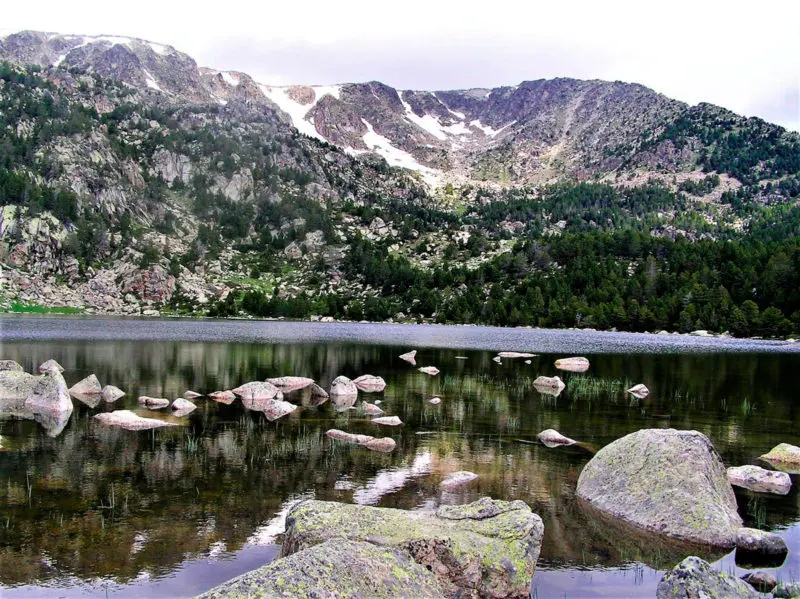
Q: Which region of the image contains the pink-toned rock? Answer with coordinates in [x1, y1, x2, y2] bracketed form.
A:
[38, 359, 64, 373]
[325, 429, 396, 453]
[627, 384, 650, 398]
[537, 429, 577, 447]
[497, 352, 537, 359]
[242, 397, 296, 421]
[361, 437, 396, 453]
[440, 471, 479, 490]
[363, 402, 384, 416]
[101, 385, 125, 402]
[353, 375, 386, 392]
[399, 350, 417, 365]
[429, 397, 441, 404]
[183, 390, 202, 399]
[371, 416, 402, 426]
[209, 390, 235, 404]
[138, 396, 169, 409]
[330, 376, 358, 397]
[533, 376, 565, 396]
[171, 397, 197, 415]
[310, 383, 329, 398]
[267, 376, 315, 391]
[418, 366, 439, 376]
[94, 410, 178, 431]
[69, 374, 102, 396]
[554, 357, 590, 372]
[232, 381, 280, 400]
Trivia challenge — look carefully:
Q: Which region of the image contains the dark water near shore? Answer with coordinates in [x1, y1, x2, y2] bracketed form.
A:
[1, 316, 799, 598]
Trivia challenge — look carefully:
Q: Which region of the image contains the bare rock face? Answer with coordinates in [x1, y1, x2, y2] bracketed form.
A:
[727, 465, 791, 495]
[533, 376, 565, 396]
[440, 471, 479, 490]
[554, 357, 590, 372]
[69, 374, 102, 396]
[353, 374, 387, 392]
[576, 429, 742, 548]
[232, 381, 280, 400]
[101, 385, 125, 402]
[329, 375, 358, 397]
[197, 539, 449, 599]
[267, 376, 315, 391]
[282, 497, 544, 598]
[537, 429, 576, 447]
[656, 556, 760, 599]
[0, 360, 24, 372]
[94, 410, 178, 431]
[208, 390, 235, 404]
[38, 359, 64, 373]
[325, 429, 396, 452]
[138, 396, 170, 409]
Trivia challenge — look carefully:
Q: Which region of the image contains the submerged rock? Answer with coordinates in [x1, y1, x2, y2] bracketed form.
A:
[537, 429, 576, 447]
[727, 464, 791, 494]
[101, 385, 125, 402]
[440, 471, 479, 490]
[69, 374, 102, 396]
[171, 398, 197, 416]
[554, 357, 590, 372]
[497, 352, 537, 358]
[94, 410, 178, 431]
[353, 374, 386, 392]
[741, 571, 777, 593]
[208, 390, 235, 404]
[232, 381, 280, 400]
[627, 383, 650, 398]
[576, 429, 742, 547]
[138, 396, 170, 409]
[183, 390, 202, 399]
[371, 416, 402, 426]
[656, 556, 760, 599]
[281, 497, 543, 598]
[197, 539, 448, 599]
[325, 429, 396, 453]
[0, 360, 24, 372]
[38, 359, 64, 373]
[760, 443, 800, 464]
[329, 375, 358, 397]
[362, 402, 383, 416]
[533, 376, 565, 396]
[418, 366, 440, 376]
[399, 350, 417, 364]
[267, 376, 315, 391]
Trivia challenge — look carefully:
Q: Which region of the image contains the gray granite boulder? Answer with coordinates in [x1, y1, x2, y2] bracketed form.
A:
[197, 539, 448, 599]
[576, 429, 741, 547]
[282, 497, 544, 598]
[68, 374, 102, 396]
[0, 368, 73, 416]
[329, 375, 358, 397]
[38, 359, 64, 373]
[0, 360, 24, 372]
[656, 556, 760, 598]
[728, 464, 791, 494]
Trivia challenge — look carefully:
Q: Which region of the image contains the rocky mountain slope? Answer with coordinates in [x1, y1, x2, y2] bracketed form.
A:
[0, 30, 799, 336]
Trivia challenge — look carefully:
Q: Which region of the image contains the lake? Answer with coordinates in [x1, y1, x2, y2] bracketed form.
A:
[1, 316, 799, 598]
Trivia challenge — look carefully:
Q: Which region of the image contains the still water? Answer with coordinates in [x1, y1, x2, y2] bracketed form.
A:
[1, 316, 799, 598]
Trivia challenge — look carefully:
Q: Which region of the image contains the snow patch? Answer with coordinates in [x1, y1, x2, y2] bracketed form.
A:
[221, 71, 240, 87]
[258, 84, 325, 140]
[147, 41, 169, 55]
[357, 119, 440, 186]
[469, 119, 516, 136]
[312, 85, 341, 100]
[53, 54, 68, 67]
[400, 93, 470, 139]
[142, 69, 162, 92]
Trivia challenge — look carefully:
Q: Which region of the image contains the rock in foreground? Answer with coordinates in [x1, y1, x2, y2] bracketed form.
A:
[736, 527, 788, 557]
[576, 429, 742, 547]
[208, 390, 235, 404]
[282, 497, 544, 598]
[727, 465, 791, 494]
[197, 539, 448, 599]
[94, 410, 178, 431]
[171, 398, 197, 416]
[656, 556, 760, 599]
[0, 368, 73, 436]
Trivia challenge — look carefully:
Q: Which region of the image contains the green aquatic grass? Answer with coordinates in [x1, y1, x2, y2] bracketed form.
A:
[567, 375, 630, 398]
[7, 302, 83, 314]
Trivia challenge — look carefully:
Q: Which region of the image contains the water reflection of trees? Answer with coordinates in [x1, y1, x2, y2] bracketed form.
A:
[0, 341, 798, 585]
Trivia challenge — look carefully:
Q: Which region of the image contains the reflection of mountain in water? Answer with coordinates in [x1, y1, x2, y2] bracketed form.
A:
[0, 337, 799, 589]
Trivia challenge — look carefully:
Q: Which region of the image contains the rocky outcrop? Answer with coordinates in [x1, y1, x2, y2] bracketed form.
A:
[576, 429, 742, 547]
[282, 497, 544, 598]
[656, 556, 760, 599]
[353, 374, 386, 392]
[68, 374, 102, 396]
[94, 410, 178, 430]
[197, 539, 449, 599]
[537, 429, 576, 447]
[532, 376, 565, 396]
[329, 375, 358, 396]
[554, 357, 590, 372]
[727, 465, 791, 494]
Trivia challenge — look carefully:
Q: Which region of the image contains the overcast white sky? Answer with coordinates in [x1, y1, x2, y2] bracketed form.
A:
[3, 0, 799, 130]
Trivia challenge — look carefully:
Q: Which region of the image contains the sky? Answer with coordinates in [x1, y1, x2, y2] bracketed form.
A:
[2, 0, 799, 130]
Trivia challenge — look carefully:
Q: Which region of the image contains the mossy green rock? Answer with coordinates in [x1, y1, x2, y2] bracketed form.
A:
[760, 443, 800, 464]
[282, 497, 544, 598]
[576, 429, 741, 547]
[197, 539, 448, 598]
[656, 556, 760, 598]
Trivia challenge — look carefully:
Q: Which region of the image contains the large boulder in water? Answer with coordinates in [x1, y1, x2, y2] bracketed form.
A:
[0, 368, 73, 416]
[232, 381, 279, 400]
[38, 359, 64, 373]
[197, 539, 448, 599]
[267, 376, 314, 391]
[353, 374, 386, 392]
[728, 464, 791, 494]
[282, 497, 544, 598]
[656, 556, 760, 599]
[329, 375, 358, 397]
[576, 429, 741, 548]
[69, 374, 102, 396]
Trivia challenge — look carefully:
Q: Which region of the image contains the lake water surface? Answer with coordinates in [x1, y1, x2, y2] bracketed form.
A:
[1, 316, 799, 598]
